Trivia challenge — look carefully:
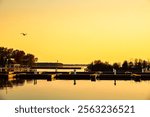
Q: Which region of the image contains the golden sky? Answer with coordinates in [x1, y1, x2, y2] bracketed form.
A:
[1, 0, 150, 63]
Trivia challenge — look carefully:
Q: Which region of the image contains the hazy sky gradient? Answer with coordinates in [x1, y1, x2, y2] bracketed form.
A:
[1, 0, 150, 63]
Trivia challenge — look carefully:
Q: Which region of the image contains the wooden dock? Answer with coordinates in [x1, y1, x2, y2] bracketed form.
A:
[56, 74, 95, 80]
[15, 73, 56, 81]
[1, 71, 150, 81]
[96, 74, 132, 80]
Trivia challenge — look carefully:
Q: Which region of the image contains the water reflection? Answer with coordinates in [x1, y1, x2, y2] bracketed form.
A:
[0, 77, 147, 90]
[114, 80, 116, 86]
[0, 77, 150, 100]
[0, 78, 13, 90]
[0, 78, 25, 89]
[73, 79, 76, 85]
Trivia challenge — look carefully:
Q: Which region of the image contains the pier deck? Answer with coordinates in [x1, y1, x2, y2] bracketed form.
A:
[1, 72, 150, 81]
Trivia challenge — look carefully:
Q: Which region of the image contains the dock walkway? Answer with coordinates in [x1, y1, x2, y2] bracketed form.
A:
[1, 72, 150, 81]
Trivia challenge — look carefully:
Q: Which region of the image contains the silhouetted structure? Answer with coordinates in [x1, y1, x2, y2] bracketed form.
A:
[32, 62, 63, 68]
[87, 60, 113, 72]
[87, 59, 150, 73]
[0, 47, 38, 67]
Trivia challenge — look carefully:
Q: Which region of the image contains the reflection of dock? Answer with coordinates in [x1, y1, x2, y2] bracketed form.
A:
[2, 72, 150, 90]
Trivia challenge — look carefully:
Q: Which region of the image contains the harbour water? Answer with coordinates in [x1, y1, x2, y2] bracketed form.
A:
[0, 78, 150, 100]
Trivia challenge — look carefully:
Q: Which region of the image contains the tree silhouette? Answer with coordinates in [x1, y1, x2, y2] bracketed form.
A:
[88, 59, 150, 72]
[87, 60, 112, 71]
[122, 60, 128, 70]
[0, 46, 38, 67]
[113, 63, 120, 70]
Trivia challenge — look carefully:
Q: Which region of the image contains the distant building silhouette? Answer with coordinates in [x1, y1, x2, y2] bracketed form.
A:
[32, 62, 63, 68]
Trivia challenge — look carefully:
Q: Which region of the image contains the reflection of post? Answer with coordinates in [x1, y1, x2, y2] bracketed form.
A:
[34, 79, 37, 85]
[73, 79, 76, 85]
[114, 80, 116, 86]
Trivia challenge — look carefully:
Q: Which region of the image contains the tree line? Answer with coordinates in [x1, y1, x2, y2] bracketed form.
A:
[0, 47, 38, 67]
[87, 59, 150, 72]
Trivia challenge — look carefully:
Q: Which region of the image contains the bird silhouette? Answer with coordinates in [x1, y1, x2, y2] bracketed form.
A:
[20, 33, 27, 36]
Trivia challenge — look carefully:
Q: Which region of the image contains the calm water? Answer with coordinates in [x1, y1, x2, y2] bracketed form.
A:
[1, 78, 150, 100]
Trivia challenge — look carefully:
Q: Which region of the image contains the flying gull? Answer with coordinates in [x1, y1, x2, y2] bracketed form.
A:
[20, 33, 27, 36]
